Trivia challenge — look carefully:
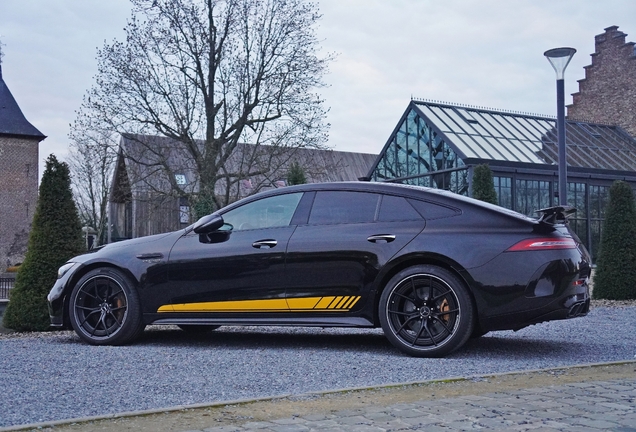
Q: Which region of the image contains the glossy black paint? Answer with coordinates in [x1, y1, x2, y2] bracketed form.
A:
[48, 181, 591, 348]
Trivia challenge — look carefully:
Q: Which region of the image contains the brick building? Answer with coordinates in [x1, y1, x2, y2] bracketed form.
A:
[568, 26, 636, 138]
[0, 61, 45, 272]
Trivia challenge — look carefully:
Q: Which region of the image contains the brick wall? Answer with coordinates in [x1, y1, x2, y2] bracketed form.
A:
[0, 136, 39, 271]
[567, 26, 636, 138]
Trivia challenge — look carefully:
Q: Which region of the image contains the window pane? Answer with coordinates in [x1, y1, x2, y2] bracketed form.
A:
[567, 182, 587, 218]
[515, 179, 551, 216]
[396, 128, 408, 178]
[407, 110, 419, 177]
[309, 191, 379, 225]
[432, 133, 445, 171]
[494, 176, 512, 209]
[378, 195, 422, 221]
[223, 193, 303, 230]
[408, 199, 459, 220]
[417, 122, 431, 173]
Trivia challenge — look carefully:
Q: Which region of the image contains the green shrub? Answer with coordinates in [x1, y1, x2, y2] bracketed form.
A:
[593, 180, 636, 300]
[472, 164, 498, 205]
[3, 155, 85, 331]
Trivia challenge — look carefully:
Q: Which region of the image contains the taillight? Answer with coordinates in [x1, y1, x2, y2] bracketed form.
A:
[506, 237, 576, 252]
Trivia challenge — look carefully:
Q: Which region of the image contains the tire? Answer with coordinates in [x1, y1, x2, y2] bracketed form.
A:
[177, 325, 221, 334]
[379, 265, 474, 357]
[68, 268, 144, 345]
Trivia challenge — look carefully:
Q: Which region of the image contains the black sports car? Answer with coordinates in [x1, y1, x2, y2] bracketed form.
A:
[48, 182, 591, 357]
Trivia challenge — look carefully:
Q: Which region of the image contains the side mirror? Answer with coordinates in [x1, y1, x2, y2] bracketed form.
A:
[193, 214, 224, 234]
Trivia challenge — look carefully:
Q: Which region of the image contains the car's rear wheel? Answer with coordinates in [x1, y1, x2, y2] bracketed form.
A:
[379, 265, 474, 357]
[69, 268, 144, 345]
[177, 325, 221, 333]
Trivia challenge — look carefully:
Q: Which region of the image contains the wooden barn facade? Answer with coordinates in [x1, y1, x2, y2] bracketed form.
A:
[108, 134, 377, 240]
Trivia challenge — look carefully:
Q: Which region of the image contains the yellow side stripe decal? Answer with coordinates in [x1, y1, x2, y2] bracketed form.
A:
[157, 296, 361, 313]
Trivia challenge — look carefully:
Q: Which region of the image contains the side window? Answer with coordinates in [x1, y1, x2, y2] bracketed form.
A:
[408, 199, 460, 220]
[378, 195, 422, 221]
[309, 191, 379, 225]
[222, 193, 303, 231]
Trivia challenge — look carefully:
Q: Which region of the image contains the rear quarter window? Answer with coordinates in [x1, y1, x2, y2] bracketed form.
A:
[378, 195, 423, 221]
[408, 199, 460, 220]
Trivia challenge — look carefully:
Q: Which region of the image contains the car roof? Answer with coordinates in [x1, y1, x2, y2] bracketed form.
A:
[219, 181, 537, 224]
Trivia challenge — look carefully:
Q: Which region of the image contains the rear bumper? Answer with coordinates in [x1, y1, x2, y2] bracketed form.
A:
[479, 276, 591, 331]
[468, 246, 592, 332]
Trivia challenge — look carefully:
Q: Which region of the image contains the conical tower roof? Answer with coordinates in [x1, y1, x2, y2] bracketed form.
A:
[0, 63, 45, 140]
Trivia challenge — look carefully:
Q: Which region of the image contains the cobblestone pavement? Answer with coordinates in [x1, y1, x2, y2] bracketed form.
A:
[192, 378, 636, 432]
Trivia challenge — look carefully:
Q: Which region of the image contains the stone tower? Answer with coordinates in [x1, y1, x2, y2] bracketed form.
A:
[0, 57, 46, 271]
[567, 26, 636, 138]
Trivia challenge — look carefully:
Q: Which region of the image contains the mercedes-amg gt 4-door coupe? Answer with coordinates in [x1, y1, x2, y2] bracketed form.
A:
[48, 182, 591, 357]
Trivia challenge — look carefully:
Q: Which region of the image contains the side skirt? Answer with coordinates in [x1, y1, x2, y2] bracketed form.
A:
[148, 316, 375, 328]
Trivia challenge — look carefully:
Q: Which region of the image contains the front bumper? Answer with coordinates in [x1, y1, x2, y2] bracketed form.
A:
[47, 278, 67, 327]
[47, 263, 80, 327]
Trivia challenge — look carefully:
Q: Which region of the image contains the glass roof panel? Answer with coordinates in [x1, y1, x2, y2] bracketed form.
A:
[493, 138, 533, 163]
[521, 118, 553, 140]
[485, 113, 517, 139]
[508, 117, 539, 140]
[510, 117, 546, 141]
[468, 135, 505, 159]
[470, 112, 504, 138]
[495, 116, 526, 140]
[441, 133, 478, 158]
[444, 108, 468, 132]
[436, 107, 469, 133]
[533, 119, 557, 135]
[407, 101, 636, 169]
[463, 121, 490, 137]
[456, 108, 479, 123]
[423, 105, 454, 132]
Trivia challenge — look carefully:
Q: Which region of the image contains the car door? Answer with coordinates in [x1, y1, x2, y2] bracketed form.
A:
[160, 192, 303, 315]
[284, 191, 425, 318]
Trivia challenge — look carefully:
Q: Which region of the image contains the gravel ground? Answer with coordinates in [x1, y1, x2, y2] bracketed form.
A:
[1, 303, 635, 428]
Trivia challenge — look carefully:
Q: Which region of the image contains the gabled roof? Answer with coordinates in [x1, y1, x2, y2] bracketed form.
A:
[0, 65, 45, 139]
[410, 99, 636, 171]
[110, 134, 377, 202]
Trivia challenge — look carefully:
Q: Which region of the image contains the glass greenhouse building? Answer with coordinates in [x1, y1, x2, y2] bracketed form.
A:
[367, 99, 636, 260]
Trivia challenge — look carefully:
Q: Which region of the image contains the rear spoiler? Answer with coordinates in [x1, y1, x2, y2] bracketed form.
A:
[536, 206, 577, 226]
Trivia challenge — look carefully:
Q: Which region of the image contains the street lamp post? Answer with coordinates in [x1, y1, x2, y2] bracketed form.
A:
[544, 47, 576, 206]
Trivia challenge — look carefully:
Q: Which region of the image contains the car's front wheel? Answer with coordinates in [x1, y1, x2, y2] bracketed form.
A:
[69, 268, 144, 345]
[379, 265, 474, 357]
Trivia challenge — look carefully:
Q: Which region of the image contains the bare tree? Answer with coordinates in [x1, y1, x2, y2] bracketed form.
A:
[66, 126, 118, 245]
[74, 0, 331, 216]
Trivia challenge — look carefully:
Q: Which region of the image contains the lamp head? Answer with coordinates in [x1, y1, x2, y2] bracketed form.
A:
[544, 47, 576, 80]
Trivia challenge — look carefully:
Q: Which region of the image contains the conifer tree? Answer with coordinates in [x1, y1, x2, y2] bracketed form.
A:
[287, 161, 307, 185]
[593, 180, 636, 300]
[472, 164, 498, 205]
[3, 155, 85, 331]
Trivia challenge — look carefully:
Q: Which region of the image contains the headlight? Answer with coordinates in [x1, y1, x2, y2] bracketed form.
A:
[57, 262, 77, 279]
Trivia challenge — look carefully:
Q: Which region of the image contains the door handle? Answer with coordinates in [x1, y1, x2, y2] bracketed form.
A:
[367, 234, 396, 243]
[252, 239, 278, 249]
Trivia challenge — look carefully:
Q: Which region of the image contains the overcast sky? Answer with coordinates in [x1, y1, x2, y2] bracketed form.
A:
[0, 0, 634, 176]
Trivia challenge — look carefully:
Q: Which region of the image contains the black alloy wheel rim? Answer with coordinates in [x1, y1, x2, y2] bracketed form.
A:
[386, 274, 460, 349]
[74, 276, 128, 339]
